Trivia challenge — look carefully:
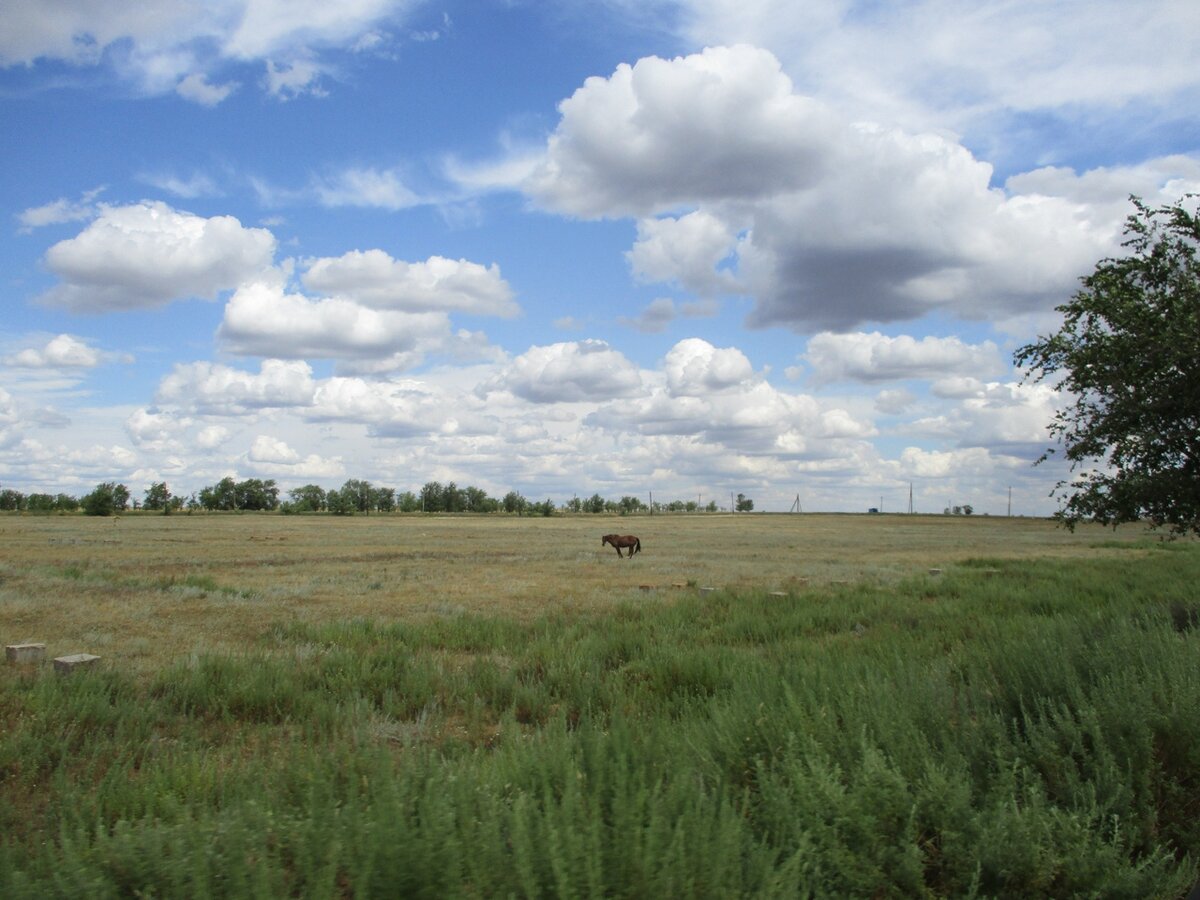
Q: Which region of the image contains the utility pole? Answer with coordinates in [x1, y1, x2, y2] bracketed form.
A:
[1008, 486, 1012, 517]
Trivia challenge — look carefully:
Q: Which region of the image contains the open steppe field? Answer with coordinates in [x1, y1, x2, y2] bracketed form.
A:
[4, 511, 1199, 896]
[0, 511, 1153, 670]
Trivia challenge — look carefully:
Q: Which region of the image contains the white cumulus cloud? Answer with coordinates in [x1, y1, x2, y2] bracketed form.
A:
[480, 340, 643, 403]
[301, 250, 518, 316]
[39, 202, 275, 313]
[0, 0, 419, 102]
[156, 359, 317, 415]
[805, 332, 1005, 384]
[216, 278, 452, 368]
[4, 334, 105, 369]
[513, 44, 1188, 331]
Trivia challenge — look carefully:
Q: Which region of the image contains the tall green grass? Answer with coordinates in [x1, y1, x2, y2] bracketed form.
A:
[2, 552, 1199, 897]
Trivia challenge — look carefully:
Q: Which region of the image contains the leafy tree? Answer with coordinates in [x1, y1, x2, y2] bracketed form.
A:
[372, 486, 396, 513]
[618, 495, 645, 514]
[81, 482, 129, 517]
[288, 484, 327, 512]
[420, 481, 444, 513]
[143, 482, 171, 512]
[235, 478, 279, 511]
[463, 485, 495, 512]
[0, 488, 26, 511]
[55, 493, 79, 512]
[396, 491, 420, 513]
[338, 479, 373, 514]
[1015, 196, 1200, 536]
[584, 493, 606, 514]
[26, 493, 56, 512]
[502, 490, 527, 515]
[736, 493, 754, 512]
[199, 477, 237, 511]
[326, 488, 356, 516]
[443, 481, 464, 513]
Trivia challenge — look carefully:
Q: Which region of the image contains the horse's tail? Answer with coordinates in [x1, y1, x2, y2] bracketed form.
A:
[635, 538, 641, 555]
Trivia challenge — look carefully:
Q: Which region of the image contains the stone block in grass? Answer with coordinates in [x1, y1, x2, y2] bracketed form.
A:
[54, 653, 100, 674]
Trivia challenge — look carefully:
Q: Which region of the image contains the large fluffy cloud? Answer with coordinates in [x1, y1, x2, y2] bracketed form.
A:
[585, 338, 872, 458]
[301, 250, 518, 316]
[480, 340, 643, 403]
[156, 359, 317, 415]
[656, 1, 1200, 140]
[0, 0, 420, 101]
[804, 332, 1006, 384]
[663, 338, 754, 395]
[4, 334, 104, 369]
[39, 202, 275, 313]
[526, 45, 838, 217]
[217, 278, 453, 369]
[516, 44, 1192, 331]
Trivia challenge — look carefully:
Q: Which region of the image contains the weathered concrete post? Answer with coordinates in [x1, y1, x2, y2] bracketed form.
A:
[6, 643, 46, 664]
[53, 653, 101, 674]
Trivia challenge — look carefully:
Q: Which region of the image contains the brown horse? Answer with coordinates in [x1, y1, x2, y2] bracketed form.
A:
[602, 533, 641, 558]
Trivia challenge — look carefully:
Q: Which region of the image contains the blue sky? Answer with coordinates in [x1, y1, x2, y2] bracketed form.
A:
[2, 0, 1198, 513]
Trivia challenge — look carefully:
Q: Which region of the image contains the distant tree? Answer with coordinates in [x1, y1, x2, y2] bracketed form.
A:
[420, 481, 444, 513]
[81, 482, 129, 517]
[735, 493, 754, 512]
[235, 478, 279, 511]
[55, 493, 79, 512]
[26, 493, 55, 512]
[706, 500, 719, 513]
[143, 482, 171, 512]
[584, 493, 606, 514]
[502, 490, 527, 515]
[326, 488, 355, 516]
[288, 484, 327, 512]
[618, 495, 645, 515]
[962, 504, 974, 516]
[443, 481, 465, 513]
[396, 491, 420, 513]
[372, 486, 396, 513]
[200, 477, 237, 511]
[337, 479, 373, 514]
[1015, 195, 1200, 536]
[0, 488, 26, 511]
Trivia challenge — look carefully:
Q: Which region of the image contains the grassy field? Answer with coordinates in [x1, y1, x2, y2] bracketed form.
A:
[0, 511, 1155, 672]
[2, 513, 1198, 897]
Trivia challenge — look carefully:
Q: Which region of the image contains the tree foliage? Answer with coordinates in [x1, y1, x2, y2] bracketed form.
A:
[1015, 196, 1200, 535]
[81, 482, 130, 517]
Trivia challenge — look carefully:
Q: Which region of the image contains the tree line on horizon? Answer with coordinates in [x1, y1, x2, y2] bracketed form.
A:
[0, 478, 740, 517]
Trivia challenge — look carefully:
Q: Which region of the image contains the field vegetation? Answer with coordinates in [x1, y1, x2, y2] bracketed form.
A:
[1, 513, 1198, 896]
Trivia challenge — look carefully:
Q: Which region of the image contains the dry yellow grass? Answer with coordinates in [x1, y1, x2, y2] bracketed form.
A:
[0, 511, 1153, 673]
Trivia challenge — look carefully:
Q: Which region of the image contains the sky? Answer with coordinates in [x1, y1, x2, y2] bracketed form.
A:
[1, 0, 1198, 514]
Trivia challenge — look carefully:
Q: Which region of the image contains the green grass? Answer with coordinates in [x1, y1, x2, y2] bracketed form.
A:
[2, 550, 1199, 896]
